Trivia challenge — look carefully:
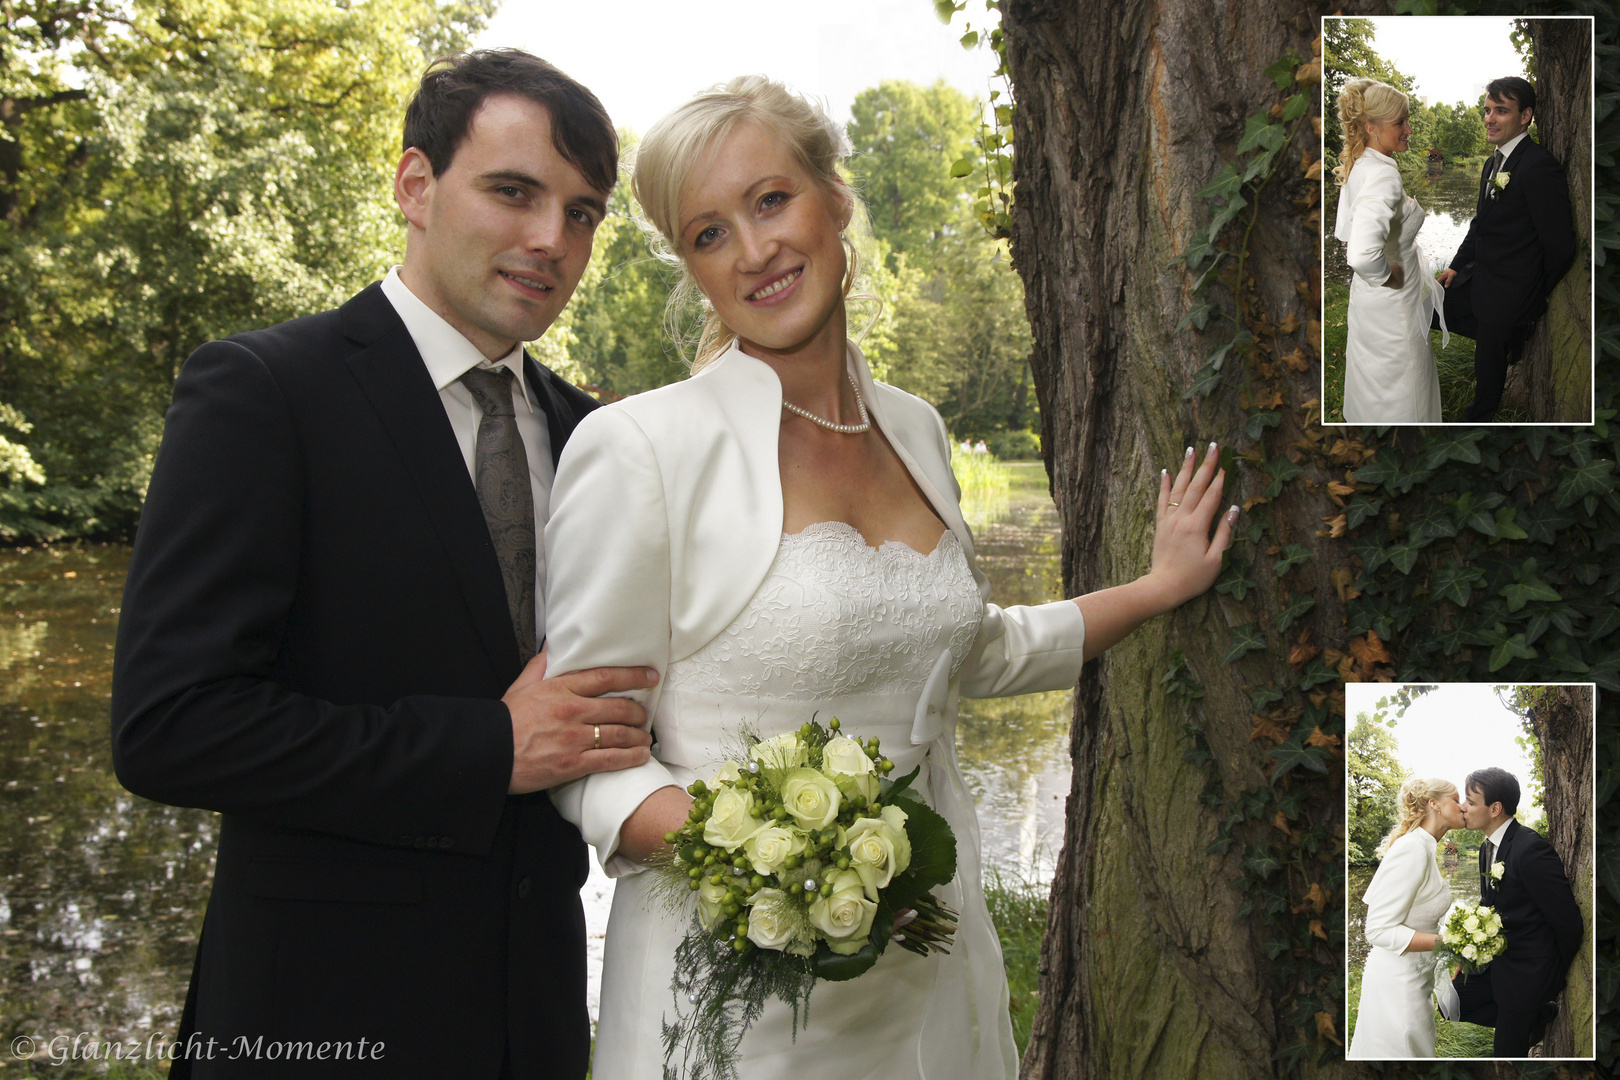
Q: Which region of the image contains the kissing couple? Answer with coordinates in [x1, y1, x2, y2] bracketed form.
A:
[1349, 768, 1581, 1059]
[110, 48, 1242, 1079]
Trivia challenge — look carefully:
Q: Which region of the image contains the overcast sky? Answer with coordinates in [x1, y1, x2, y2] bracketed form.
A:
[1340, 16, 1529, 108]
[1347, 683, 1541, 809]
[474, 0, 1003, 135]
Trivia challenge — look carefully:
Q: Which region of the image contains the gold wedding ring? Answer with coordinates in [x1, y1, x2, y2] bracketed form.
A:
[593, 724, 601, 750]
[1168, 501, 1180, 508]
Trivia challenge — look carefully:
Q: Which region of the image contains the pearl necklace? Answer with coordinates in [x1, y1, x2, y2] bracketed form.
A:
[782, 371, 871, 434]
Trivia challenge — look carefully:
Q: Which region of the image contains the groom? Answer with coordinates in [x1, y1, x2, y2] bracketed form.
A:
[1451, 767, 1582, 1056]
[111, 50, 655, 1078]
[1435, 76, 1576, 422]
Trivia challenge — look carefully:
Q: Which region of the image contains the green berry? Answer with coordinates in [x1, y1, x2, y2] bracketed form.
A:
[829, 718, 841, 731]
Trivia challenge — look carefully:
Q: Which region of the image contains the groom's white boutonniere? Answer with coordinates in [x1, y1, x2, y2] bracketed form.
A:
[1493, 171, 1511, 192]
[1490, 861, 1506, 882]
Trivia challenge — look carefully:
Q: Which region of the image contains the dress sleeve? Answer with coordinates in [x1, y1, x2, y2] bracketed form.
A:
[544, 406, 683, 877]
[1362, 835, 1426, 955]
[1346, 165, 1403, 288]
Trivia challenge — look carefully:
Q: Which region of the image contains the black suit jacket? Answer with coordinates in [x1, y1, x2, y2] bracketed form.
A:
[1480, 820, 1583, 1012]
[1451, 136, 1577, 327]
[110, 284, 602, 1079]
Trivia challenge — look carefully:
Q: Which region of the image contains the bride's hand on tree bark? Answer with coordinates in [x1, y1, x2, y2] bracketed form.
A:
[1072, 443, 1236, 661]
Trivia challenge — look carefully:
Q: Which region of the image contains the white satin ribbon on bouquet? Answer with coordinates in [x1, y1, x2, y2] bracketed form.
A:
[1418, 251, 1450, 349]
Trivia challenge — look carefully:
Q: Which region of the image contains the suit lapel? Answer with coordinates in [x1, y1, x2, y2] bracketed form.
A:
[523, 356, 582, 470]
[339, 286, 520, 672]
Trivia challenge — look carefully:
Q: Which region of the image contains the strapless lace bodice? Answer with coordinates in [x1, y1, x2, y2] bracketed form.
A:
[665, 519, 984, 700]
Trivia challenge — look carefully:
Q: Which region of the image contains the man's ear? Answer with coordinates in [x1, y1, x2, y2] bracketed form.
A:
[396, 147, 435, 230]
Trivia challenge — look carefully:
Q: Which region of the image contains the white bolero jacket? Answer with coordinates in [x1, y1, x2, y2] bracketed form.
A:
[1335, 147, 1404, 288]
[543, 340, 1086, 876]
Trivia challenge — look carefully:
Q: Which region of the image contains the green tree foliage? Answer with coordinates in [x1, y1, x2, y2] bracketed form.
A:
[1322, 18, 1414, 161]
[846, 80, 981, 266]
[1347, 710, 1408, 864]
[1430, 99, 1489, 160]
[0, 0, 493, 540]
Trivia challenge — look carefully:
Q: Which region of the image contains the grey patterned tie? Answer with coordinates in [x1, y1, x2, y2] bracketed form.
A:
[1485, 150, 1504, 199]
[1482, 839, 1495, 897]
[461, 366, 537, 660]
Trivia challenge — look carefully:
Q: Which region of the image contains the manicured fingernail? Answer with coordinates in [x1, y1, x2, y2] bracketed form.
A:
[1161, 467, 1168, 478]
[1209, 441, 1217, 454]
[1227, 505, 1240, 520]
[1185, 446, 1193, 459]
[646, 668, 660, 683]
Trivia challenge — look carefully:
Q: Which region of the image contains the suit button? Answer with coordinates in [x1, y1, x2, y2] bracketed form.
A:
[437, 836, 453, 850]
[517, 876, 533, 899]
[413, 836, 428, 849]
[399, 835, 413, 846]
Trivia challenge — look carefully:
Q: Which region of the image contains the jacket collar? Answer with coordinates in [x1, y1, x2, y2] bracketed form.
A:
[695, 339, 975, 564]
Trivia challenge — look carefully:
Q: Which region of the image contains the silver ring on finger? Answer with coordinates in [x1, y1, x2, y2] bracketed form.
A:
[593, 724, 601, 750]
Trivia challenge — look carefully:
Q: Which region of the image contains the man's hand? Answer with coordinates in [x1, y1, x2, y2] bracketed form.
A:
[1438, 268, 1457, 288]
[505, 650, 658, 794]
[1383, 263, 1406, 290]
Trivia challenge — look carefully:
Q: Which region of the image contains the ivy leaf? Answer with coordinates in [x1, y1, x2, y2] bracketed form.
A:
[1197, 163, 1242, 202]
[1419, 429, 1486, 469]
[1296, 658, 1338, 690]
[1250, 684, 1284, 711]
[1224, 623, 1267, 663]
[1274, 543, 1311, 576]
[1493, 507, 1529, 541]
[1265, 456, 1304, 498]
[1385, 542, 1423, 575]
[1235, 114, 1285, 155]
[1267, 734, 1330, 782]
[1275, 594, 1316, 632]
[949, 157, 974, 179]
[1432, 563, 1484, 607]
[1554, 458, 1614, 508]
[1245, 409, 1281, 440]
[1216, 558, 1256, 601]
[1207, 192, 1249, 237]
[1263, 55, 1298, 92]
[1178, 301, 1216, 331]
[1282, 93, 1308, 122]
[1244, 851, 1283, 878]
[1184, 361, 1225, 400]
[1345, 496, 1383, 530]
[1487, 631, 1537, 672]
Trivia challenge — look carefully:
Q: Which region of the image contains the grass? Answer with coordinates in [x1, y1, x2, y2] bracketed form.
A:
[985, 870, 1050, 1057]
[950, 444, 1013, 526]
[1322, 281, 1529, 424]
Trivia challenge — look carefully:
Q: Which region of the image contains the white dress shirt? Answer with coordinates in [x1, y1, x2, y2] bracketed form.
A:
[1484, 817, 1513, 871]
[381, 267, 553, 634]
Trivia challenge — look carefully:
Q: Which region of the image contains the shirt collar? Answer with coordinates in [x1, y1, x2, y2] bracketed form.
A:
[1486, 818, 1513, 849]
[1494, 131, 1530, 163]
[381, 267, 535, 410]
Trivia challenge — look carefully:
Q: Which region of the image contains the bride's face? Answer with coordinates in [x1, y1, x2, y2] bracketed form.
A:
[1431, 792, 1466, 831]
[676, 122, 852, 360]
[1366, 110, 1410, 156]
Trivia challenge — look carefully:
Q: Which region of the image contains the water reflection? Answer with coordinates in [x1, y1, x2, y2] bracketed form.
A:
[2, 470, 1072, 1037]
[0, 545, 217, 1055]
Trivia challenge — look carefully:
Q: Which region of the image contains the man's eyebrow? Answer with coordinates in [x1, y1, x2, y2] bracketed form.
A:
[479, 169, 608, 218]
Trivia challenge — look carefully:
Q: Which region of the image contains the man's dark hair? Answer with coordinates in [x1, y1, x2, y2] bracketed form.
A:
[403, 48, 617, 194]
[1486, 76, 1537, 115]
[1466, 766, 1521, 817]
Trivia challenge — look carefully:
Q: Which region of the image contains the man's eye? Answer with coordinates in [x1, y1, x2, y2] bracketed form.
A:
[498, 186, 524, 199]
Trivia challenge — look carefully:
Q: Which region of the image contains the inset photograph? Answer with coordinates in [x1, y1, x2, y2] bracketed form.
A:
[1346, 683, 1595, 1060]
[1322, 16, 1594, 425]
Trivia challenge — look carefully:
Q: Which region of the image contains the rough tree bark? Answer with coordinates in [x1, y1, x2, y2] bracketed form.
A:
[1528, 684, 1595, 1058]
[1000, 2, 1351, 1076]
[1506, 19, 1593, 422]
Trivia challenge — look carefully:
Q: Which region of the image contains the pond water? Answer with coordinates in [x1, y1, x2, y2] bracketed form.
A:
[1324, 160, 1482, 287]
[0, 463, 1071, 1043]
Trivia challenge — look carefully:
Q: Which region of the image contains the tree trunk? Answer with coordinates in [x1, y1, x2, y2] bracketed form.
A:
[1504, 18, 1593, 422]
[1529, 684, 1594, 1058]
[1001, 2, 1355, 1076]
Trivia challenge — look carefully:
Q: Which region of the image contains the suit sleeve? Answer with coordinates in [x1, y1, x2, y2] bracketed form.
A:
[1361, 836, 1427, 955]
[110, 340, 515, 855]
[1519, 833, 1584, 977]
[1525, 150, 1578, 292]
[543, 406, 682, 877]
[1345, 167, 1402, 287]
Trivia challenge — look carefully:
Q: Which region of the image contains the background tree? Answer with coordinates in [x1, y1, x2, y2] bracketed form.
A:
[1506, 18, 1594, 423]
[0, 0, 494, 539]
[1322, 17, 1413, 162]
[1431, 99, 1489, 160]
[1347, 711, 1407, 864]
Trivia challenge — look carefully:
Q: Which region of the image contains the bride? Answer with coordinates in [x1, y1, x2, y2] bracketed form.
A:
[1348, 777, 1467, 1058]
[541, 76, 1237, 1078]
[1333, 77, 1444, 424]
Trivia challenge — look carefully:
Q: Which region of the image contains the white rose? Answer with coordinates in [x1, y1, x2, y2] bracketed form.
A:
[744, 888, 798, 951]
[697, 876, 730, 932]
[1443, 930, 1460, 945]
[1471, 931, 1485, 944]
[704, 786, 764, 851]
[709, 760, 742, 785]
[1490, 862, 1505, 881]
[823, 736, 880, 801]
[808, 869, 879, 954]
[781, 768, 842, 831]
[750, 732, 809, 770]
[844, 806, 914, 900]
[1462, 944, 1477, 961]
[744, 824, 809, 875]
[1463, 915, 1479, 931]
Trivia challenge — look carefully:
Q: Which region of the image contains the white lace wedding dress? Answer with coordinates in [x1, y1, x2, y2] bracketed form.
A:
[588, 520, 1003, 1079]
[1337, 146, 1445, 424]
[1348, 828, 1453, 1058]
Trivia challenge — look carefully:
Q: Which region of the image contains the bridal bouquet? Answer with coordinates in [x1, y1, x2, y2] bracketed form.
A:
[1435, 901, 1506, 975]
[656, 718, 958, 1079]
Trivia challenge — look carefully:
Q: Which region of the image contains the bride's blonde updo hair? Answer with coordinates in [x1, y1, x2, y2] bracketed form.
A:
[1377, 776, 1457, 857]
[1334, 78, 1409, 184]
[632, 75, 876, 371]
